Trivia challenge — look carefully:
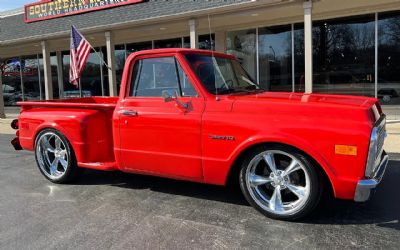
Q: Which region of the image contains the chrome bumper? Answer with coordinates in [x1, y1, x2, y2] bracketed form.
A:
[354, 151, 389, 202]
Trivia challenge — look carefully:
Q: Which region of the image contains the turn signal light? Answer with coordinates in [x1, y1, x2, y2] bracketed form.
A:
[335, 145, 357, 156]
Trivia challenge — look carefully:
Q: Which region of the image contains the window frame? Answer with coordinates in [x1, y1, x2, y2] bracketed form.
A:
[126, 54, 199, 99]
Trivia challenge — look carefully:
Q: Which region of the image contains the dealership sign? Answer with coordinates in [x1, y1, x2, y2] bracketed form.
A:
[24, 0, 144, 23]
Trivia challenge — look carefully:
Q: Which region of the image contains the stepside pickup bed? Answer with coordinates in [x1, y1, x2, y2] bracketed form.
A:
[11, 49, 388, 220]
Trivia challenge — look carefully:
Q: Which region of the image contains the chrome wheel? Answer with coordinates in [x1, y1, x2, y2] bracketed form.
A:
[245, 150, 311, 216]
[35, 132, 69, 180]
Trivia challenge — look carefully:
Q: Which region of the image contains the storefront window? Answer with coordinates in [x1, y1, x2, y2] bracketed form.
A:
[313, 15, 375, 96]
[115, 44, 126, 93]
[184, 34, 215, 50]
[258, 25, 292, 91]
[126, 41, 152, 56]
[1, 58, 23, 106]
[154, 38, 182, 49]
[294, 24, 305, 92]
[226, 29, 257, 81]
[378, 11, 400, 105]
[20, 55, 41, 101]
[62, 48, 107, 98]
[47, 53, 60, 98]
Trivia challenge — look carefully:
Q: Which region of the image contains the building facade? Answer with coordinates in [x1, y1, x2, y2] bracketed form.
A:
[1, 0, 400, 117]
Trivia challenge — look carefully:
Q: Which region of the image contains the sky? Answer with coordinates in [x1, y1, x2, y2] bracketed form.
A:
[0, 0, 33, 12]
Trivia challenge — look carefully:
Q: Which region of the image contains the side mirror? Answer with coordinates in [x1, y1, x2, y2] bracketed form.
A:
[161, 89, 189, 111]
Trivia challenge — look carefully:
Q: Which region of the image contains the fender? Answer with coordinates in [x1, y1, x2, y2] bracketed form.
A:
[202, 131, 338, 196]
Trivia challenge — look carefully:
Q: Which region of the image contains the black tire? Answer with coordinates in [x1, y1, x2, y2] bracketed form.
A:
[34, 128, 80, 184]
[239, 144, 322, 221]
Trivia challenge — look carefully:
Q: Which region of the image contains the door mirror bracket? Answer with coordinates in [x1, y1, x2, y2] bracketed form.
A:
[162, 90, 189, 110]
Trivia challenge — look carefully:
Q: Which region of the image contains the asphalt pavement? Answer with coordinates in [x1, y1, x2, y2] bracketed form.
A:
[0, 134, 400, 250]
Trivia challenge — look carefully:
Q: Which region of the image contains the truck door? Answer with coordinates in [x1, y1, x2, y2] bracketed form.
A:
[118, 55, 204, 180]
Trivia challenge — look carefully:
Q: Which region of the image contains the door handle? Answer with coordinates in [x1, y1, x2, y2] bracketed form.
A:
[119, 110, 138, 117]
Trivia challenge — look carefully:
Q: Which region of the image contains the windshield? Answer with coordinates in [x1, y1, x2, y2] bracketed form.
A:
[185, 54, 262, 95]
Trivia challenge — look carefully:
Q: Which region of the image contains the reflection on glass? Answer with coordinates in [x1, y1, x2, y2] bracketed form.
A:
[115, 44, 126, 93]
[258, 25, 292, 91]
[313, 15, 375, 96]
[154, 38, 182, 49]
[294, 24, 305, 92]
[183, 34, 215, 50]
[50, 52, 59, 98]
[226, 29, 257, 81]
[2, 58, 22, 106]
[21, 55, 41, 101]
[62, 48, 106, 98]
[378, 11, 400, 105]
[126, 41, 152, 56]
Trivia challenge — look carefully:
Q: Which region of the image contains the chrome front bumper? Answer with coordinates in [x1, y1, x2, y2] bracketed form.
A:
[354, 151, 389, 202]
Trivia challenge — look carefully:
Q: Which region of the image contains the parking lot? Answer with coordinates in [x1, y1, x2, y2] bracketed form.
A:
[0, 133, 399, 249]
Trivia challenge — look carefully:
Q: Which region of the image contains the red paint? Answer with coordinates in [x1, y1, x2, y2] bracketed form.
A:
[16, 49, 382, 201]
[24, 0, 144, 23]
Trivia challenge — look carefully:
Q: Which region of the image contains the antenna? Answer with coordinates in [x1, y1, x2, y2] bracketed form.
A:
[207, 14, 219, 101]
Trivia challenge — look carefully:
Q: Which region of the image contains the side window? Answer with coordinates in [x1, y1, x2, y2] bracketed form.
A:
[176, 61, 198, 97]
[130, 57, 198, 97]
[130, 57, 180, 97]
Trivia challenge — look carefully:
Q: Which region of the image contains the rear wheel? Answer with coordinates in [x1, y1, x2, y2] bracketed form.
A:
[239, 145, 322, 220]
[35, 129, 80, 184]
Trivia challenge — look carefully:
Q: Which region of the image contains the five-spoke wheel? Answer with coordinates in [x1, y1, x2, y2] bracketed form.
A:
[35, 129, 79, 183]
[240, 145, 321, 220]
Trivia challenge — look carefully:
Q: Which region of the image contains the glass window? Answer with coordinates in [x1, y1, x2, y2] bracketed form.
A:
[154, 38, 182, 49]
[115, 44, 126, 93]
[130, 57, 180, 97]
[62, 48, 107, 98]
[126, 41, 152, 56]
[313, 15, 375, 96]
[185, 54, 260, 95]
[20, 55, 41, 101]
[378, 11, 400, 105]
[226, 29, 257, 81]
[199, 34, 215, 50]
[183, 34, 215, 50]
[1, 58, 23, 106]
[176, 61, 197, 97]
[294, 24, 305, 92]
[50, 52, 60, 98]
[258, 25, 292, 92]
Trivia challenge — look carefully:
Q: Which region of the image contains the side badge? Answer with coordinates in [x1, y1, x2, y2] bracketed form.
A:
[209, 135, 235, 141]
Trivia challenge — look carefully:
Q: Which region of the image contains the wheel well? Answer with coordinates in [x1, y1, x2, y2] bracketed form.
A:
[226, 142, 334, 196]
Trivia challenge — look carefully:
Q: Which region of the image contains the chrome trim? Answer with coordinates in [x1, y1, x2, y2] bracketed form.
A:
[355, 151, 389, 202]
[365, 114, 386, 177]
[119, 110, 138, 117]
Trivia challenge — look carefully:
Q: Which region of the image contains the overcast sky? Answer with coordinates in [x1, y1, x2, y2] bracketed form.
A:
[0, 0, 32, 12]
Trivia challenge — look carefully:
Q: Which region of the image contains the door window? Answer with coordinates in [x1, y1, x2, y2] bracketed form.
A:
[130, 57, 197, 97]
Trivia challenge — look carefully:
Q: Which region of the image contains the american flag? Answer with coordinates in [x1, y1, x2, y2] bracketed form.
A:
[69, 25, 91, 86]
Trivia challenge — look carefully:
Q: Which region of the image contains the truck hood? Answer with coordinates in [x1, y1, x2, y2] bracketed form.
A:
[230, 92, 381, 124]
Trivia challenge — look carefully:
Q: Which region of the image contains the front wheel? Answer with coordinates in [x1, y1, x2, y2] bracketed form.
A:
[239, 145, 322, 221]
[35, 129, 80, 184]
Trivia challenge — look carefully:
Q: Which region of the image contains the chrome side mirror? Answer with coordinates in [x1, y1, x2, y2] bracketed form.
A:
[162, 90, 189, 110]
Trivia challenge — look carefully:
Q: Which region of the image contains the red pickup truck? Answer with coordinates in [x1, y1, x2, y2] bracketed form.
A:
[11, 49, 388, 220]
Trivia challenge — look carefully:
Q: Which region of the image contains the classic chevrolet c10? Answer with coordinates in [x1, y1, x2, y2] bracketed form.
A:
[11, 49, 388, 220]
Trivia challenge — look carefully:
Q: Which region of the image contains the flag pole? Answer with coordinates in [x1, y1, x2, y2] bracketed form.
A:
[87, 43, 111, 70]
